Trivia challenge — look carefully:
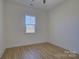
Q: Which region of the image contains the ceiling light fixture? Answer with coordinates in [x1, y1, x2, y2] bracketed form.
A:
[30, 0, 46, 6]
[30, 0, 34, 6]
[43, 0, 46, 4]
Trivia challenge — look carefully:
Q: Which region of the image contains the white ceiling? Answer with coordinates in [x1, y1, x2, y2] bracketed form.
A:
[6, 0, 65, 10]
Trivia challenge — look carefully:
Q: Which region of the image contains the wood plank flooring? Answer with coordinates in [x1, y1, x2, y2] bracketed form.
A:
[1, 43, 79, 59]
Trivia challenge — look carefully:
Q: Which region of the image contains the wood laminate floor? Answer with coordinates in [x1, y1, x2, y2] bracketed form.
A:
[1, 43, 79, 59]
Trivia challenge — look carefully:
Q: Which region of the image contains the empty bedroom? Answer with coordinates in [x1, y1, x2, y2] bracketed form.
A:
[0, 0, 79, 59]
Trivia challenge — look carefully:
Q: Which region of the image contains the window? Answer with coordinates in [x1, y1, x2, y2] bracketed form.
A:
[25, 16, 36, 33]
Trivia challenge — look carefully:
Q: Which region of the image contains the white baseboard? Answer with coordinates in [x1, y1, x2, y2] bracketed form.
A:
[7, 41, 48, 48]
[49, 42, 79, 54]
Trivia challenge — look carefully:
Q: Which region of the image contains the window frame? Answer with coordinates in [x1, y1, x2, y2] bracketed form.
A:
[24, 15, 36, 34]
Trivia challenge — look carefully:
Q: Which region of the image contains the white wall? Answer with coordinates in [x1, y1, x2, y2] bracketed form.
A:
[49, 0, 79, 53]
[0, 0, 5, 58]
[5, 1, 49, 48]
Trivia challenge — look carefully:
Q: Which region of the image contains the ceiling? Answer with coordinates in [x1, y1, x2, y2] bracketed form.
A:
[6, 0, 65, 10]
